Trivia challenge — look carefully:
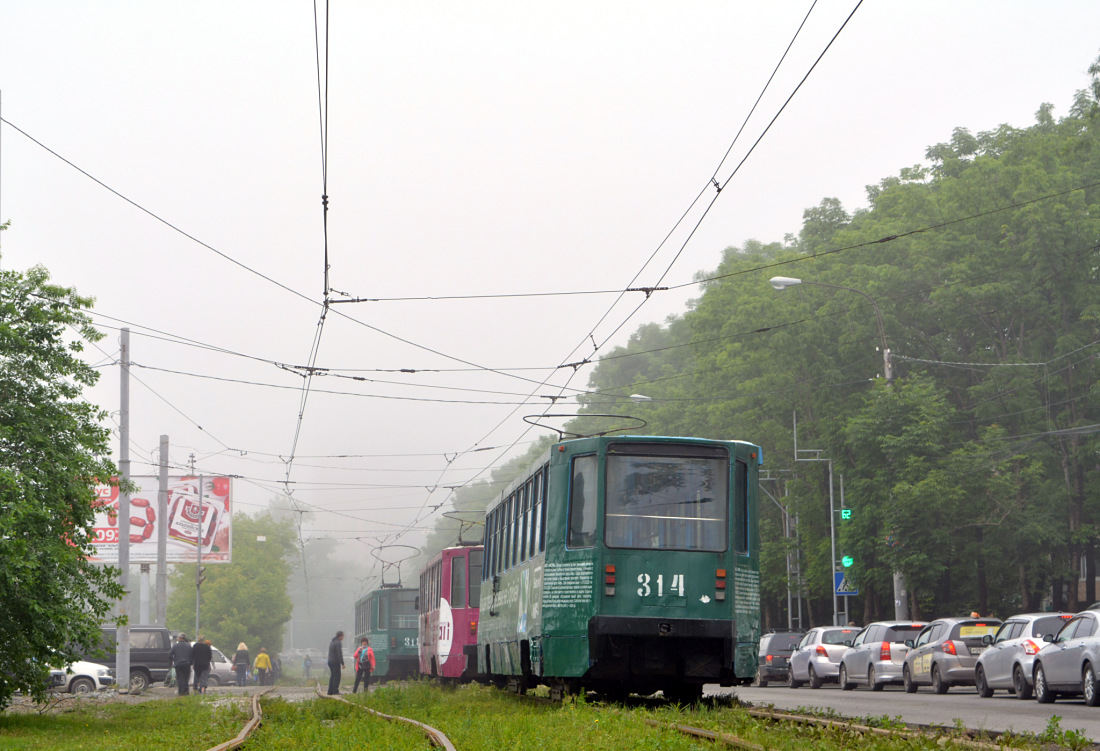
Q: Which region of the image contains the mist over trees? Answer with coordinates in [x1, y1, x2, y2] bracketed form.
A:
[572, 58, 1100, 624]
[166, 512, 295, 655]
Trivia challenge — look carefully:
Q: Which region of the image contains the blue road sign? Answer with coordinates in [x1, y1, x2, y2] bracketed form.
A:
[835, 571, 858, 596]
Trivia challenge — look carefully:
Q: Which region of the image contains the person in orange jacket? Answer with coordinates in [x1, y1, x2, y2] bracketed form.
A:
[352, 637, 375, 693]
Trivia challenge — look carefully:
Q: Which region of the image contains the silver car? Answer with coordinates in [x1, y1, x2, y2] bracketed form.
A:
[974, 612, 1073, 699]
[788, 626, 859, 689]
[1033, 610, 1100, 705]
[839, 621, 927, 690]
[902, 617, 1001, 694]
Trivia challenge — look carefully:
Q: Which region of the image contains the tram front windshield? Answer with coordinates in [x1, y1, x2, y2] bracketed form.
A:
[604, 449, 728, 552]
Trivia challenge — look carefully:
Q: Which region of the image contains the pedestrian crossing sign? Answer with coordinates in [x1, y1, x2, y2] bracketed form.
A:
[834, 571, 858, 596]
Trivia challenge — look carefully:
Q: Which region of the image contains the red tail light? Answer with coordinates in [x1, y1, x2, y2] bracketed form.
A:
[943, 641, 957, 656]
[766, 655, 773, 664]
[816, 645, 828, 657]
[1023, 639, 1040, 655]
[879, 642, 891, 661]
[470, 620, 478, 636]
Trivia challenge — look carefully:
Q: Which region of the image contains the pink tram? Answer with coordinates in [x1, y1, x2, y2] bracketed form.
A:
[418, 545, 484, 680]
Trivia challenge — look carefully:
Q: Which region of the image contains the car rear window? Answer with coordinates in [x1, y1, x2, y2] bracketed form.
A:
[883, 626, 923, 642]
[766, 634, 802, 652]
[954, 622, 1000, 640]
[1032, 615, 1073, 640]
[822, 629, 858, 645]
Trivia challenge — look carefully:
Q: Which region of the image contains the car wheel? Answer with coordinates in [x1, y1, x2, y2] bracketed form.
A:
[208, 675, 221, 687]
[839, 664, 853, 691]
[1084, 663, 1100, 707]
[788, 667, 802, 689]
[869, 665, 884, 692]
[757, 670, 768, 688]
[69, 677, 96, 695]
[903, 664, 918, 693]
[931, 665, 949, 694]
[976, 665, 993, 698]
[1013, 665, 1033, 700]
[1034, 664, 1055, 704]
[808, 664, 823, 690]
[129, 671, 149, 692]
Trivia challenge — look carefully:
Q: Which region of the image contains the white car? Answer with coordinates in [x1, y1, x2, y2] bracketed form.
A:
[788, 626, 860, 688]
[55, 660, 116, 694]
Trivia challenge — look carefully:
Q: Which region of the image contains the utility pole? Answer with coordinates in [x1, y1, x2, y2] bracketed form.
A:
[156, 436, 168, 626]
[118, 328, 131, 692]
[793, 411, 839, 627]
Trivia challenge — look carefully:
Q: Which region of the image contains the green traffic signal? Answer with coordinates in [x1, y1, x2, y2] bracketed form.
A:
[841, 509, 852, 520]
[841, 555, 854, 567]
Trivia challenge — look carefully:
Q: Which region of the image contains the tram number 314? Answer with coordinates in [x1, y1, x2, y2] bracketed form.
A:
[637, 573, 685, 597]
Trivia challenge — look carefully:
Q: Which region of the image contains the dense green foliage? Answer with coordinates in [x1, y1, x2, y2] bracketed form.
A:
[575, 60, 1100, 623]
[166, 512, 295, 654]
[0, 257, 125, 709]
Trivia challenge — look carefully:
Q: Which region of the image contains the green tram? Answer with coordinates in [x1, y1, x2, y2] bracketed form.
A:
[477, 435, 762, 702]
[353, 585, 420, 680]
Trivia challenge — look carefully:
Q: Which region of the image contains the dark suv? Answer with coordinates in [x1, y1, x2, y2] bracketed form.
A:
[757, 631, 803, 687]
[77, 625, 173, 691]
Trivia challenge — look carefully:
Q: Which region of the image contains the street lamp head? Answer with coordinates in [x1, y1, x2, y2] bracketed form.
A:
[769, 276, 802, 291]
[629, 394, 653, 403]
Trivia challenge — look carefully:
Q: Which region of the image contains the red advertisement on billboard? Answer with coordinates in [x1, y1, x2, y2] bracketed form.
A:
[90, 476, 232, 564]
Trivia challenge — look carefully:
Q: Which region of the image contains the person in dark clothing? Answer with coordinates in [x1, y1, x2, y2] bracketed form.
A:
[303, 653, 313, 680]
[191, 637, 213, 694]
[170, 633, 193, 696]
[327, 631, 345, 695]
[232, 642, 250, 687]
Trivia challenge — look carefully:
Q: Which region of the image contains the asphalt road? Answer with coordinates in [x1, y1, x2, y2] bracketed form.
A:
[705, 682, 1100, 741]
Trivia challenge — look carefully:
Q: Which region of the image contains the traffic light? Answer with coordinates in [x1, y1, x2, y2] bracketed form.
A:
[841, 555, 854, 568]
[840, 509, 852, 520]
[196, 566, 207, 588]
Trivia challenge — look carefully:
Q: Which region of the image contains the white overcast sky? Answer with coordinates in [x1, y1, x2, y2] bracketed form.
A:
[2, 1, 1099, 586]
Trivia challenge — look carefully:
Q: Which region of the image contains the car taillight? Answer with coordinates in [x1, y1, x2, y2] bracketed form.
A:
[943, 641, 957, 656]
[766, 655, 773, 664]
[879, 642, 891, 661]
[816, 645, 828, 657]
[1023, 639, 1040, 655]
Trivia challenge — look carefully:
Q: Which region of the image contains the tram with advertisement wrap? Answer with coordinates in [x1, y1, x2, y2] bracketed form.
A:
[418, 545, 484, 680]
[477, 435, 761, 702]
[353, 586, 419, 680]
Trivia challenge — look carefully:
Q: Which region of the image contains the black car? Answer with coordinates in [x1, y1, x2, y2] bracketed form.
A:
[757, 631, 804, 687]
[75, 625, 173, 692]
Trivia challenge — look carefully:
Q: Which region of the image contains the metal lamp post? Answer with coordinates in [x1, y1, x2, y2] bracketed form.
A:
[770, 276, 908, 620]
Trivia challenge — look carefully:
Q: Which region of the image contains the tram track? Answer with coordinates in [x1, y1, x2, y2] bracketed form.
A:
[314, 683, 457, 751]
[203, 686, 274, 751]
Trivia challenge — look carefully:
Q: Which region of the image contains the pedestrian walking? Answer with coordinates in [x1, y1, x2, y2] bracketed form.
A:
[171, 633, 193, 696]
[303, 653, 313, 680]
[191, 637, 213, 694]
[232, 642, 250, 687]
[327, 631, 345, 695]
[254, 647, 273, 686]
[352, 637, 375, 694]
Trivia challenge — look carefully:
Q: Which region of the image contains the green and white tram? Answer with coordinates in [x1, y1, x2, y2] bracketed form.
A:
[477, 435, 761, 702]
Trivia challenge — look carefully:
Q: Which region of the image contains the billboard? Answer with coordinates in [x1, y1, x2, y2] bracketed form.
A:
[90, 476, 232, 564]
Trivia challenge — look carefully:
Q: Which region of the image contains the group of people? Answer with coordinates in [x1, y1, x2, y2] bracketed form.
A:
[325, 630, 375, 695]
[168, 634, 214, 695]
[169, 630, 374, 696]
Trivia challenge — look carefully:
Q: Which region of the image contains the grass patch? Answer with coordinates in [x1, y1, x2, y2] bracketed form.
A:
[0, 697, 246, 750]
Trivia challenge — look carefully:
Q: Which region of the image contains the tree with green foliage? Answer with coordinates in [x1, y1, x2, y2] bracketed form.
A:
[167, 512, 295, 656]
[0, 257, 125, 709]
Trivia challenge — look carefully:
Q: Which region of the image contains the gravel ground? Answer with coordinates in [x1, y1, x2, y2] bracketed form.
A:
[5, 683, 324, 714]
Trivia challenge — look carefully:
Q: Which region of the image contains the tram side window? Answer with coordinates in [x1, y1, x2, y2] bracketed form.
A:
[503, 496, 514, 571]
[539, 465, 548, 552]
[469, 549, 483, 608]
[451, 555, 466, 609]
[568, 454, 598, 548]
[515, 484, 527, 564]
[530, 470, 542, 556]
[521, 479, 533, 561]
[734, 459, 749, 555]
[488, 507, 499, 577]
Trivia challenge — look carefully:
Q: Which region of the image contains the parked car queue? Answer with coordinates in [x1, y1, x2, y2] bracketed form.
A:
[760, 610, 1100, 704]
